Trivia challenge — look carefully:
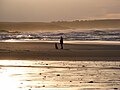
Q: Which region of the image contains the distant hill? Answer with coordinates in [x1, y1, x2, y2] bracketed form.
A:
[52, 19, 120, 29]
[0, 30, 9, 33]
[0, 19, 120, 32]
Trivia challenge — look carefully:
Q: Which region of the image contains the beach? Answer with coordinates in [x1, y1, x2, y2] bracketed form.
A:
[0, 42, 120, 60]
[0, 0, 120, 89]
[0, 42, 120, 90]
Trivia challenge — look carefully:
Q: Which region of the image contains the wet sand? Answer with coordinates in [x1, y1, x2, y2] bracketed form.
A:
[0, 60, 120, 90]
[0, 42, 120, 90]
[0, 42, 120, 60]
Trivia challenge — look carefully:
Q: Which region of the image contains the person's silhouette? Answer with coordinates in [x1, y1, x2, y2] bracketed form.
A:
[60, 36, 63, 49]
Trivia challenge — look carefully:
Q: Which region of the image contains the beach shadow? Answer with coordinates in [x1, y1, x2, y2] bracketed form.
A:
[63, 49, 70, 50]
[0, 49, 11, 52]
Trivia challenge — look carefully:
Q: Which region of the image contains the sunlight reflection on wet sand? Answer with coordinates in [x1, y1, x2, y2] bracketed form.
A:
[1, 39, 120, 45]
[0, 60, 120, 90]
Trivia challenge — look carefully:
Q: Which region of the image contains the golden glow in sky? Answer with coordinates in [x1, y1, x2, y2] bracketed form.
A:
[0, 0, 120, 22]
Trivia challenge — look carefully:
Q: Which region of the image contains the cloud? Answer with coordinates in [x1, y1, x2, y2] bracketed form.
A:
[104, 13, 120, 19]
[0, 0, 120, 21]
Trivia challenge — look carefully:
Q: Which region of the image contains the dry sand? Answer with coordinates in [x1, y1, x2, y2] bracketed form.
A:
[0, 42, 120, 61]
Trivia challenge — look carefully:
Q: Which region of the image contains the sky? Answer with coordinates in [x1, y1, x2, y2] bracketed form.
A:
[0, 0, 120, 22]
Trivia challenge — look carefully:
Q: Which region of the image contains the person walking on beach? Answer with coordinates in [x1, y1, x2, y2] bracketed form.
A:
[60, 36, 63, 49]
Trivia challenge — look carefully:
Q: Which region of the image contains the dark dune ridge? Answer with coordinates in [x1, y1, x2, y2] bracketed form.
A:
[0, 42, 120, 61]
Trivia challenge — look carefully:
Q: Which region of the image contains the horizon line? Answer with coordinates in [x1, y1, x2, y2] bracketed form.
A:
[0, 18, 120, 23]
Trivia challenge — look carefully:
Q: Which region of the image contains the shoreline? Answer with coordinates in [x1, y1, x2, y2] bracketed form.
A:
[1, 40, 120, 45]
[1, 57, 120, 61]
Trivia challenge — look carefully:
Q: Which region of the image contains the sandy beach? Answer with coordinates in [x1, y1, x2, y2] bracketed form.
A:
[0, 42, 120, 61]
[1, 0, 120, 89]
[0, 42, 120, 90]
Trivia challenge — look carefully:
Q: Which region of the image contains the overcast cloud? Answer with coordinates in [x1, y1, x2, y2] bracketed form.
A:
[0, 0, 120, 22]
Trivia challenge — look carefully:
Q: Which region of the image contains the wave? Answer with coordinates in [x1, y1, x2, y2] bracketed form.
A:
[0, 29, 120, 41]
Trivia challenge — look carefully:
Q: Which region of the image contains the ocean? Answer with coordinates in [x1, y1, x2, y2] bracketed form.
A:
[0, 29, 120, 42]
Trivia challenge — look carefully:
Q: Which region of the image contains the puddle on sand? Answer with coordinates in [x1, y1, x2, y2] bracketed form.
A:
[0, 60, 120, 90]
